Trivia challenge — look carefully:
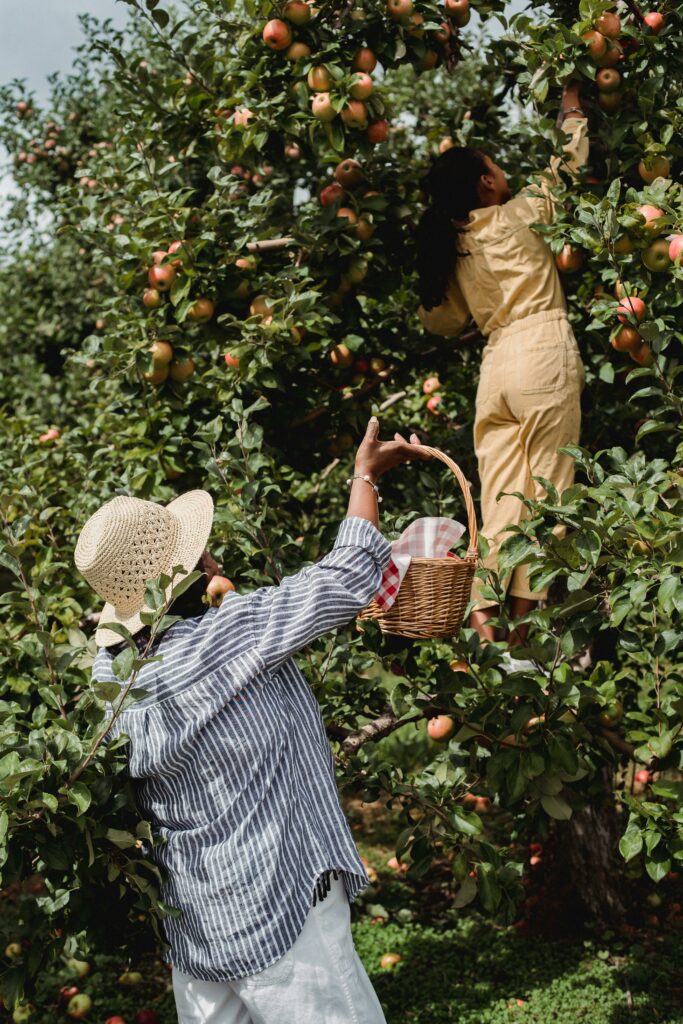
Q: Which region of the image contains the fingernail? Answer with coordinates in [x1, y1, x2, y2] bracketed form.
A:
[370, 416, 378, 422]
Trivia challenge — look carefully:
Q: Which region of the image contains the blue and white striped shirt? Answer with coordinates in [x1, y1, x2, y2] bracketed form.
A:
[92, 516, 391, 982]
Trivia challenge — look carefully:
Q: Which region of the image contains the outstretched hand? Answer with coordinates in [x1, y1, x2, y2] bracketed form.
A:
[355, 417, 432, 481]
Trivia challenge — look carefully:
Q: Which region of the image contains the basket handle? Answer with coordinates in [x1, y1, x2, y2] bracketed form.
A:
[410, 446, 479, 556]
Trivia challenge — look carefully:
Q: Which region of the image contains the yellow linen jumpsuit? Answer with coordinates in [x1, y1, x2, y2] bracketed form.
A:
[418, 118, 589, 609]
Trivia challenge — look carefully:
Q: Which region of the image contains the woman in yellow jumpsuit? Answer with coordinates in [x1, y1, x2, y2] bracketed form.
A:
[417, 83, 588, 646]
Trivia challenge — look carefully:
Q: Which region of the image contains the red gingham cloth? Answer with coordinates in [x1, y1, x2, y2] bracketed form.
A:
[375, 517, 465, 610]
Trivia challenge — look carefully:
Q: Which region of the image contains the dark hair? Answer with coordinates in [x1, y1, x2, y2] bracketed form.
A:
[107, 555, 211, 658]
[416, 146, 489, 311]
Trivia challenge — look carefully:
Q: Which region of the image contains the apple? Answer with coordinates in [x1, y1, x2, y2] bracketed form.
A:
[147, 265, 176, 292]
[169, 357, 195, 382]
[105, 1018, 126, 1024]
[284, 142, 302, 160]
[60, 986, 80, 1003]
[669, 235, 683, 262]
[353, 47, 377, 73]
[611, 326, 642, 352]
[152, 249, 167, 265]
[307, 66, 332, 92]
[445, 0, 470, 26]
[355, 217, 375, 241]
[366, 119, 390, 144]
[646, 891, 663, 908]
[596, 11, 621, 38]
[143, 365, 169, 385]
[386, 856, 408, 872]
[224, 352, 240, 368]
[334, 159, 363, 189]
[426, 394, 442, 415]
[66, 958, 91, 978]
[427, 715, 455, 741]
[330, 343, 353, 367]
[149, 340, 173, 366]
[12, 1005, 34, 1023]
[4, 942, 22, 958]
[341, 100, 368, 129]
[642, 238, 671, 272]
[142, 288, 162, 308]
[407, 11, 425, 36]
[582, 30, 607, 60]
[614, 233, 634, 255]
[638, 156, 670, 184]
[598, 90, 621, 112]
[386, 0, 413, 21]
[595, 40, 622, 67]
[118, 971, 143, 986]
[187, 298, 215, 322]
[311, 92, 336, 122]
[206, 575, 235, 607]
[420, 50, 440, 70]
[617, 296, 647, 324]
[643, 11, 665, 32]
[350, 72, 374, 100]
[233, 108, 254, 127]
[450, 659, 470, 672]
[320, 182, 346, 206]
[16, 100, 30, 117]
[262, 19, 292, 50]
[631, 342, 654, 366]
[635, 769, 652, 784]
[529, 855, 542, 867]
[598, 700, 624, 727]
[596, 68, 620, 92]
[346, 257, 368, 284]
[555, 244, 583, 273]
[423, 375, 442, 394]
[250, 295, 272, 318]
[286, 41, 311, 60]
[283, 0, 312, 24]
[336, 207, 358, 225]
[369, 357, 386, 373]
[67, 994, 92, 1020]
[637, 204, 664, 231]
[380, 953, 402, 968]
[439, 136, 455, 154]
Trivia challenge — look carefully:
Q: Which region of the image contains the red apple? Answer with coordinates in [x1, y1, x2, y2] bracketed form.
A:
[307, 66, 332, 92]
[341, 100, 368, 129]
[148, 265, 176, 292]
[355, 217, 375, 241]
[595, 40, 622, 66]
[149, 340, 174, 366]
[631, 342, 654, 366]
[423, 375, 441, 394]
[596, 11, 621, 38]
[152, 249, 167, 265]
[635, 769, 652, 784]
[643, 11, 665, 33]
[638, 156, 670, 184]
[262, 19, 292, 50]
[380, 953, 402, 968]
[39, 428, 60, 442]
[582, 30, 607, 60]
[350, 72, 374, 100]
[169, 356, 195, 382]
[427, 715, 455, 741]
[320, 182, 346, 206]
[637, 204, 664, 231]
[187, 298, 215, 322]
[206, 576, 236, 607]
[353, 47, 377, 73]
[642, 238, 671, 272]
[406, 12, 425, 36]
[283, 0, 312, 24]
[386, 0, 413, 21]
[611, 326, 642, 352]
[598, 90, 621, 113]
[420, 50, 440, 70]
[311, 92, 336, 122]
[669, 235, 683, 262]
[366, 119, 390, 144]
[334, 159, 363, 189]
[426, 394, 442, 415]
[614, 234, 635, 255]
[143, 288, 162, 309]
[439, 136, 455, 154]
[330, 343, 353, 367]
[617, 296, 647, 324]
[284, 142, 302, 159]
[105, 1018, 126, 1024]
[596, 68, 621, 92]
[555, 244, 583, 273]
[445, 0, 470, 27]
[67, 994, 92, 1020]
[144, 365, 169, 385]
[15, 100, 30, 117]
[336, 207, 358, 225]
[59, 986, 79, 1004]
[224, 352, 240, 368]
[233, 108, 254, 127]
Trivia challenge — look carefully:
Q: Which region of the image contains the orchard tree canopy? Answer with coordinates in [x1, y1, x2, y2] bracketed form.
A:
[0, 0, 682, 1009]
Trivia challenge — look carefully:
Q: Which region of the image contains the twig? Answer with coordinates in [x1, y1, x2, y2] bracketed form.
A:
[246, 237, 296, 253]
[341, 707, 421, 755]
[379, 391, 407, 411]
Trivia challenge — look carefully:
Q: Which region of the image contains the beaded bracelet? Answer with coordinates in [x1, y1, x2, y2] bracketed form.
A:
[346, 473, 382, 503]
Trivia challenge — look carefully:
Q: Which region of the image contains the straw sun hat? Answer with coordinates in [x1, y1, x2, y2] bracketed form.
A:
[74, 490, 214, 648]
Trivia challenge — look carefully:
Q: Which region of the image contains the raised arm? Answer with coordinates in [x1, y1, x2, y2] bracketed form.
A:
[418, 273, 470, 338]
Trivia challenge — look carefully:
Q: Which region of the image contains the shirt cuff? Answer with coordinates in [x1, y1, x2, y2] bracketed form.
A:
[335, 517, 392, 572]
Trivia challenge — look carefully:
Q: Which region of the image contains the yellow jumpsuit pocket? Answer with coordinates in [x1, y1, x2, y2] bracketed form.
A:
[517, 338, 567, 394]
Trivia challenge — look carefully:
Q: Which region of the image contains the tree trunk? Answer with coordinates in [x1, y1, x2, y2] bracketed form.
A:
[560, 768, 628, 930]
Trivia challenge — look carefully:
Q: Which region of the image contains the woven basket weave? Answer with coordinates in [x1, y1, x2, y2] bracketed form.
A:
[358, 446, 479, 639]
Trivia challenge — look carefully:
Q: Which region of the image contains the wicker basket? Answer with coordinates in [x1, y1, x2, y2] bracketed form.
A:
[358, 446, 479, 639]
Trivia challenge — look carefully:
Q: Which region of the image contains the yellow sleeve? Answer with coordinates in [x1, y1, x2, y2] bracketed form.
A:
[518, 116, 589, 224]
[418, 275, 469, 337]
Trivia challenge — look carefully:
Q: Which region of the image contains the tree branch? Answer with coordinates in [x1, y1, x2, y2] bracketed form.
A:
[339, 706, 421, 755]
[246, 236, 296, 253]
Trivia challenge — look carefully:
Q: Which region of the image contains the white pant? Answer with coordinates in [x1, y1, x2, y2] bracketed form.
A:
[172, 876, 388, 1023]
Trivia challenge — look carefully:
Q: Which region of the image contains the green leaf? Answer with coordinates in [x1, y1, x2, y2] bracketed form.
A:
[477, 864, 502, 912]
[619, 822, 643, 862]
[66, 782, 91, 816]
[541, 794, 572, 820]
[452, 875, 477, 908]
[111, 646, 135, 682]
